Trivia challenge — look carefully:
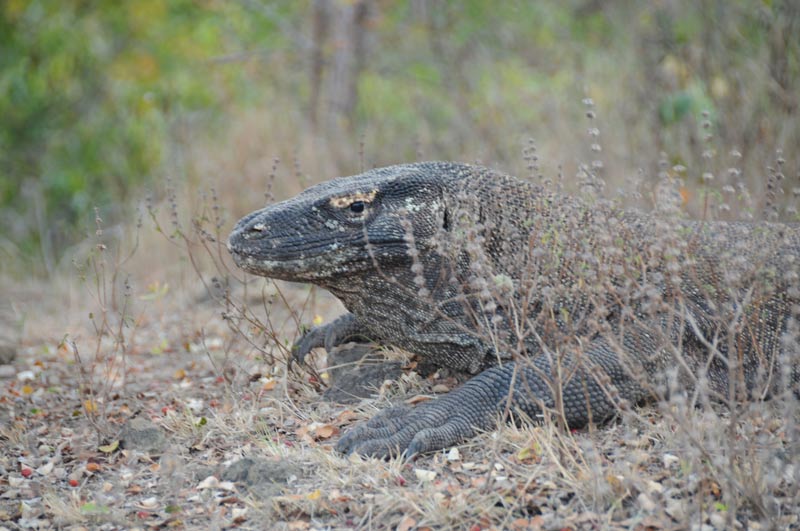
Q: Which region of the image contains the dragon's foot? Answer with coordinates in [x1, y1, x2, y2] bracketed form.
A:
[293, 313, 372, 364]
[336, 367, 514, 458]
[336, 401, 483, 458]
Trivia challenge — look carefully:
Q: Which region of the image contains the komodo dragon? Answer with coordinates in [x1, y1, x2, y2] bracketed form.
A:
[227, 162, 800, 458]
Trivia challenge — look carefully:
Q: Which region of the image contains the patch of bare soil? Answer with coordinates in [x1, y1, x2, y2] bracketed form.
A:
[1, 283, 798, 530]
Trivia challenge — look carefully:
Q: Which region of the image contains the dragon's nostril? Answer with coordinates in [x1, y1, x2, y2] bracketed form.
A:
[252, 223, 267, 232]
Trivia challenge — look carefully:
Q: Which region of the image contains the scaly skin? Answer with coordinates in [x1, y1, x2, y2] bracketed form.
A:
[228, 162, 800, 458]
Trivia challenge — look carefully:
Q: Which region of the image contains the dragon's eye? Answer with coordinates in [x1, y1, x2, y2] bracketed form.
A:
[349, 201, 365, 214]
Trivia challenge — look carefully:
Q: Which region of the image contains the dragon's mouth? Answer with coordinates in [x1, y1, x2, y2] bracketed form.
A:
[227, 228, 411, 281]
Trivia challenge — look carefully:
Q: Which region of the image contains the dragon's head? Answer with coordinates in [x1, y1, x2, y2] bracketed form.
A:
[227, 162, 473, 282]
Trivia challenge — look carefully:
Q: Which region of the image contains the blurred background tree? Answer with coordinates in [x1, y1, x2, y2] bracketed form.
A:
[0, 0, 292, 272]
[1, 0, 797, 276]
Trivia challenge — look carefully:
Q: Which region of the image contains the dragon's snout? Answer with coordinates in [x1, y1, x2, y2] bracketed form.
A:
[227, 212, 272, 255]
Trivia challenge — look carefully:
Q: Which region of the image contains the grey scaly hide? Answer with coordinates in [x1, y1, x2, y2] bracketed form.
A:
[228, 162, 800, 458]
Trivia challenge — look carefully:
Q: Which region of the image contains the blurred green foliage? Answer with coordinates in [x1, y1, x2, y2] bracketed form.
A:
[1, 0, 797, 275]
[0, 0, 293, 269]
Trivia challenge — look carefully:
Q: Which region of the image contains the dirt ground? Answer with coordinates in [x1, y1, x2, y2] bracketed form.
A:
[1, 278, 798, 531]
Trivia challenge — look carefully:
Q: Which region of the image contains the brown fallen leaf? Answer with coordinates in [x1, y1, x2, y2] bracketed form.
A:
[511, 518, 532, 530]
[314, 424, 339, 439]
[397, 515, 416, 531]
[638, 515, 664, 529]
[335, 410, 359, 423]
[700, 477, 722, 498]
[297, 422, 340, 441]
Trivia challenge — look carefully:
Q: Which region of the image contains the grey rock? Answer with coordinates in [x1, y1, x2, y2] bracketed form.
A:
[323, 343, 402, 403]
[221, 458, 303, 498]
[120, 418, 168, 455]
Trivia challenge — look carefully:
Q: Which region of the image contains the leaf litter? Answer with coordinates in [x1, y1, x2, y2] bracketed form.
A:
[0, 282, 797, 530]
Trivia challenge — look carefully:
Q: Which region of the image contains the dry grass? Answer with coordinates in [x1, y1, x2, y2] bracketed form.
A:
[3, 304, 796, 530]
[3, 96, 800, 530]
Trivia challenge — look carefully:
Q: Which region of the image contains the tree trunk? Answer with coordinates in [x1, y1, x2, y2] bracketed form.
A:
[325, 0, 369, 134]
[309, 0, 329, 132]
